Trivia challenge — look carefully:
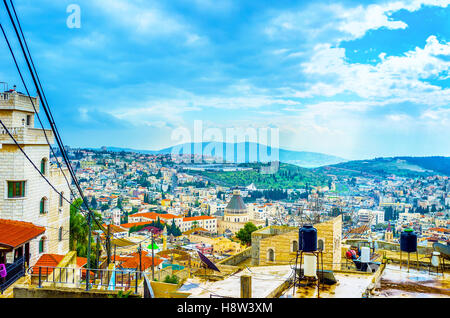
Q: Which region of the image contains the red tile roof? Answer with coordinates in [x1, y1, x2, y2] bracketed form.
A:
[120, 221, 158, 229]
[132, 212, 182, 220]
[0, 219, 45, 249]
[183, 215, 216, 222]
[77, 257, 87, 267]
[119, 256, 163, 270]
[33, 254, 64, 275]
[429, 227, 450, 233]
[33, 254, 88, 276]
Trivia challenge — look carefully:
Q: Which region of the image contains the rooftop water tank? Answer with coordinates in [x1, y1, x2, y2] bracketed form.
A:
[303, 254, 317, 278]
[298, 227, 304, 251]
[360, 246, 370, 263]
[431, 252, 441, 267]
[400, 228, 417, 253]
[301, 225, 317, 252]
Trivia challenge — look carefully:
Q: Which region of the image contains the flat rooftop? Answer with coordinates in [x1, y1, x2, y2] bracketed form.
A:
[180, 265, 292, 298]
[372, 264, 450, 298]
[281, 271, 375, 298]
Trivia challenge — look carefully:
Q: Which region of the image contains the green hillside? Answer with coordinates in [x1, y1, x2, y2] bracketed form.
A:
[315, 156, 450, 178]
[195, 162, 331, 189]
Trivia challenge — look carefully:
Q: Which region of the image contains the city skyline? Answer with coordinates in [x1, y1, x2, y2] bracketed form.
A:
[0, 0, 449, 160]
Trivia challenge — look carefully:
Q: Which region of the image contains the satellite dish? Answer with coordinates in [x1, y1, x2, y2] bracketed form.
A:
[197, 251, 220, 272]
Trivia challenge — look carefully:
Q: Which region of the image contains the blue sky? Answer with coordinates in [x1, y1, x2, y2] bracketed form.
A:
[0, 0, 449, 160]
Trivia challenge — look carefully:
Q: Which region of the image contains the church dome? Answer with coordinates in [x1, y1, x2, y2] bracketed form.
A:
[225, 190, 247, 215]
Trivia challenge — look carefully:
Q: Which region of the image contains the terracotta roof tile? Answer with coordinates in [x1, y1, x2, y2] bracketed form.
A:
[183, 215, 215, 222]
[119, 255, 163, 270]
[0, 219, 45, 249]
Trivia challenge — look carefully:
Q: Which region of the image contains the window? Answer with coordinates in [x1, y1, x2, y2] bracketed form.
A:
[318, 239, 325, 252]
[39, 237, 45, 254]
[59, 192, 64, 208]
[292, 240, 298, 252]
[7, 181, 26, 198]
[59, 227, 63, 241]
[26, 115, 31, 126]
[40, 197, 48, 214]
[40, 158, 47, 175]
[267, 248, 275, 262]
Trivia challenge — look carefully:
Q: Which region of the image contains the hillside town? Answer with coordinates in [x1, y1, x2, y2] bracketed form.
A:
[0, 89, 449, 299]
[1, 0, 450, 304]
[67, 147, 450, 246]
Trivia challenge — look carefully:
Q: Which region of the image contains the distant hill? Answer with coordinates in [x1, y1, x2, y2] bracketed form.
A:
[315, 156, 450, 177]
[102, 142, 346, 168]
[193, 162, 332, 189]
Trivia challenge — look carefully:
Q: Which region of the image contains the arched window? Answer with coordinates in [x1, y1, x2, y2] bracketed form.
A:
[40, 158, 47, 175]
[39, 237, 45, 254]
[267, 248, 275, 262]
[292, 240, 298, 252]
[40, 197, 48, 214]
[59, 192, 64, 208]
[318, 239, 325, 251]
[58, 227, 63, 242]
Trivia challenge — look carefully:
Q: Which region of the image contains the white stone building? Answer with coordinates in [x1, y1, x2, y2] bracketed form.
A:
[0, 88, 70, 266]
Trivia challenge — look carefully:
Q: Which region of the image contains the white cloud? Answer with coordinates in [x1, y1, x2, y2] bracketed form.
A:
[297, 36, 450, 104]
[91, 0, 203, 43]
[265, 0, 450, 42]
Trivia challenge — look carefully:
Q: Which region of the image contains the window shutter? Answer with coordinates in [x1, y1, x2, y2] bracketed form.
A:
[8, 182, 13, 198]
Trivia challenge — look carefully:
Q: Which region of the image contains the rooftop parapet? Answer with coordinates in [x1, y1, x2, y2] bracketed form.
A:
[0, 126, 54, 145]
[0, 90, 40, 113]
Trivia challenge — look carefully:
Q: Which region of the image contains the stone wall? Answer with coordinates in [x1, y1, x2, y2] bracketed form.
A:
[13, 286, 141, 298]
[0, 143, 70, 266]
[252, 216, 342, 270]
[217, 247, 252, 266]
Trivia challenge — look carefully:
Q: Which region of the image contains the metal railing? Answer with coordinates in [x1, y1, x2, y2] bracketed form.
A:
[0, 257, 25, 294]
[27, 265, 145, 294]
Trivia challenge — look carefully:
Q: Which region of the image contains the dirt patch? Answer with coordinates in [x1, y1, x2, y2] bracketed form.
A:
[378, 278, 450, 296]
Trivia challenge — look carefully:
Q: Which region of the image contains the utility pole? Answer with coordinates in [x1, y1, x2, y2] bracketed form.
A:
[113, 244, 116, 265]
[151, 231, 155, 281]
[138, 243, 142, 278]
[86, 213, 92, 291]
[106, 224, 111, 269]
[95, 233, 101, 273]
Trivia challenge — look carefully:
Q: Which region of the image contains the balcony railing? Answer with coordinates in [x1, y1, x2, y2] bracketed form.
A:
[0, 257, 25, 294]
[27, 265, 145, 294]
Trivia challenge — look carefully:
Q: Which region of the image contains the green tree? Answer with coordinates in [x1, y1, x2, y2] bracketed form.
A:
[236, 222, 258, 246]
[164, 274, 179, 284]
[70, 198, 103, 258]
[70, 198, 87, 253]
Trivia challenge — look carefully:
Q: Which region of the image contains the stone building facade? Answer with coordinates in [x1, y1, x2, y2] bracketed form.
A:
[251, 215, 342, 271]
[0, 89, 70, 266]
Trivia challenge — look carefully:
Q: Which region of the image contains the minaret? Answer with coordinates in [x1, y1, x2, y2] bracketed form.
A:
[163, 226, 167, 251]
[0, 86, 71, 265]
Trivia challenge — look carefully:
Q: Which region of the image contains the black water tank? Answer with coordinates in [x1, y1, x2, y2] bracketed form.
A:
[298, 227, 304, 251]
[301, 224, 317, 252]
[400, 228, 417, 253]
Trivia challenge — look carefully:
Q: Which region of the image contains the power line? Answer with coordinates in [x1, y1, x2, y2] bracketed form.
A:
[0, 119, 90, 216]
[2, 0, 106, 235]
[0, 22, 111, 238]
[0, 23, 77, 203]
